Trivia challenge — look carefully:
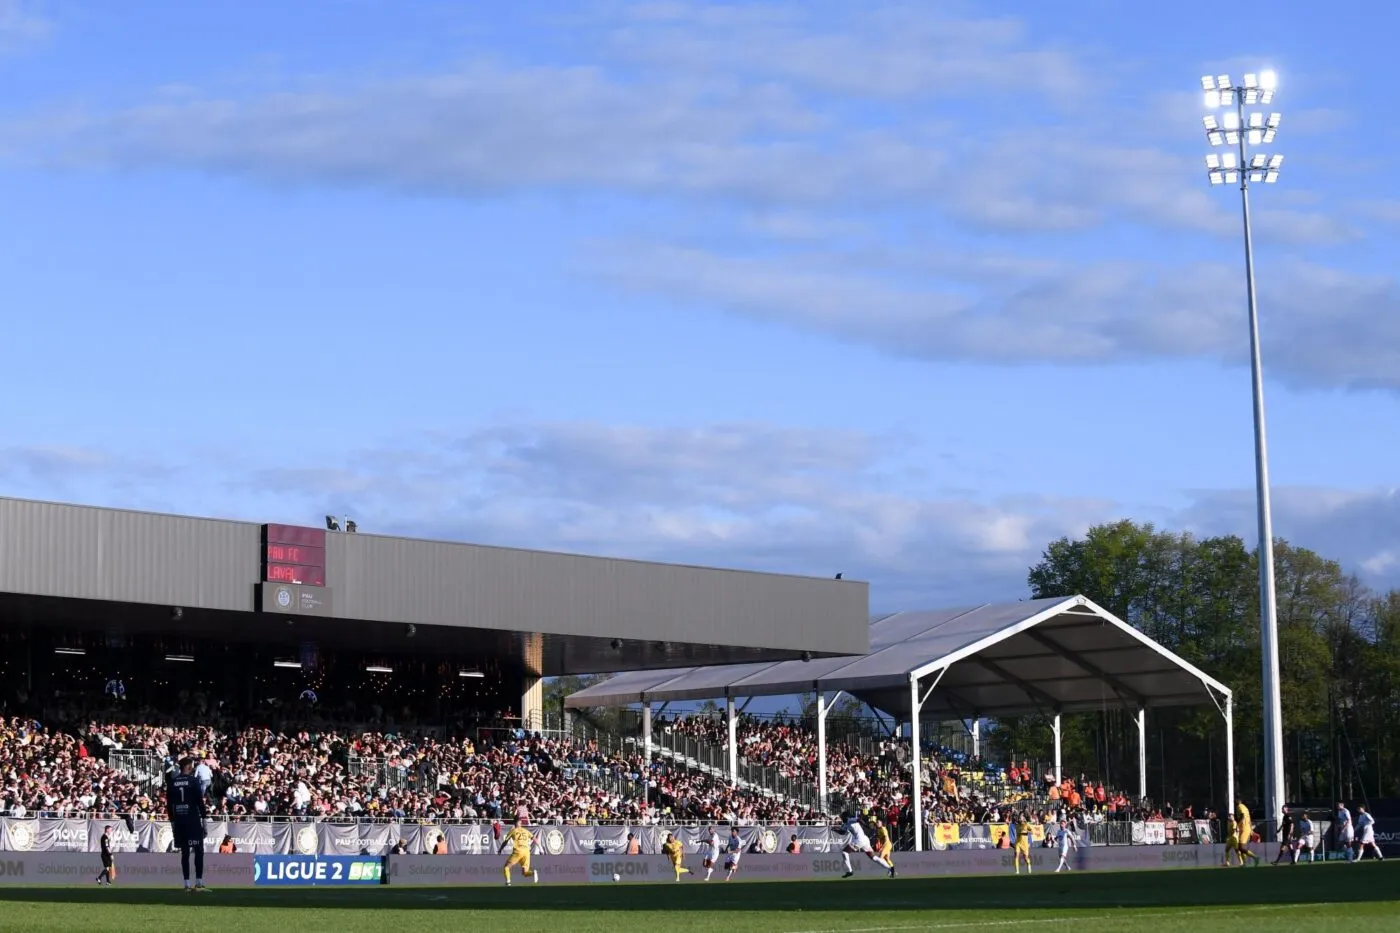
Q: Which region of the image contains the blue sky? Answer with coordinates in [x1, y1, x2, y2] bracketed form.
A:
[2, 0, 1398, 613]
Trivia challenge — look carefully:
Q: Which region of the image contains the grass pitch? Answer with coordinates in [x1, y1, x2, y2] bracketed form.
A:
[2, 861, 1396, 933]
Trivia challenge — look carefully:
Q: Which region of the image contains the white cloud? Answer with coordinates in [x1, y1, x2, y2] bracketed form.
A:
[0, 0, 48, 54]
[1180, 486, 1400, 592]
[0, 1, 1377, 389]
[0, 3, 1342, 246]
[3, 423, 1393, 610]
[585, 242, 1400, 391]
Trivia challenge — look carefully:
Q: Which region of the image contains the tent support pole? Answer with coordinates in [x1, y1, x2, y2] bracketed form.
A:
[971, 719, 980, 759]
[909, 667, 948, 852]
[1224, 695, 1235, 825]
[642, 702, 652, 762]
[1053, 713, 1063, 786]
[1136, 707, 1147, 803]
[816, 690, 844, 814]
[910, 677, 923, 852]
[726, 696, 739, 786]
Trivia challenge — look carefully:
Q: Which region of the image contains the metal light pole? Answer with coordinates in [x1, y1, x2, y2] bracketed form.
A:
[1200, 71, 1285, 827]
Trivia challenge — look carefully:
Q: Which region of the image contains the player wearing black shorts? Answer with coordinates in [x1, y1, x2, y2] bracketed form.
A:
[167, 758, 210, 893]
[94, 825, 115, 885]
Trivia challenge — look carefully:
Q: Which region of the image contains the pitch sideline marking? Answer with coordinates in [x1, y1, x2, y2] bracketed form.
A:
[785, 902, 1315, 933]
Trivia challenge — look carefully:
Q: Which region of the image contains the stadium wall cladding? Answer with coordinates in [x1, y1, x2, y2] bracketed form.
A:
[0, 497, 868, 657]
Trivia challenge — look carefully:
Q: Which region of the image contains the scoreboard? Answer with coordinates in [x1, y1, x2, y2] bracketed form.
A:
[261, 524, 327, 588]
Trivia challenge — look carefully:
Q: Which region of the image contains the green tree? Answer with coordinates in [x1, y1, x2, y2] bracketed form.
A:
[1014, 520, 1400, 810]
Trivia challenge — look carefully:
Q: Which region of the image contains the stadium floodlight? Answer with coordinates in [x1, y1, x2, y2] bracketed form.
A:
[273, 660, 302, 669]
[54, 647, 86, 656]
[458, 669, 486, 678]
[365, 665, 393, 674]
[1198, 67, 1285, 830]
[164, 654, 195, 663]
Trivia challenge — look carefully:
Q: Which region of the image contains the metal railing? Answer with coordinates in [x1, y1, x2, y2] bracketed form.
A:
[106, 748, 164, 792]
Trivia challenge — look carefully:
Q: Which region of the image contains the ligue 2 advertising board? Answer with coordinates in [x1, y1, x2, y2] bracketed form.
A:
[253, 855, 386, 886]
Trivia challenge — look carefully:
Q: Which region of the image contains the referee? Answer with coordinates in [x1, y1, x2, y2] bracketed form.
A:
[95, 825, 115, 885]
[1274, 808, 1295, 864]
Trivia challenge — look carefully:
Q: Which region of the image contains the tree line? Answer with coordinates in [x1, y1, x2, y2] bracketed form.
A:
[989, 519, 1400, 812]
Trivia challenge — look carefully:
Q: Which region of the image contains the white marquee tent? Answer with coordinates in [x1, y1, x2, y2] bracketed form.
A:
[565, 595, 1235, 850]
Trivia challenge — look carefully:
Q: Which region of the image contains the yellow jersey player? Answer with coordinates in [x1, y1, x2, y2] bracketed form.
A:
[1232, 802, 1261, 867]
[500, 820, 538, 886]
[1013, 817, 1033, 875]
[661, 832, 692, 882]
[872, 818, 896, 878]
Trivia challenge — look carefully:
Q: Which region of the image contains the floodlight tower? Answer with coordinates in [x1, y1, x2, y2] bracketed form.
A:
[1200, 70, 1285, 828]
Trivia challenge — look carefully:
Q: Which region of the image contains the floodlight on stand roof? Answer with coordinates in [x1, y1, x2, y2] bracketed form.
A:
[1260, 70, 1277, 90]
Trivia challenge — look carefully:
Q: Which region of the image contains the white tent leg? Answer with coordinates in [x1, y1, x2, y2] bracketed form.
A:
[726, 696, 739, 785]
[971, 719, 980, 759]
[1053, 713, 1063, 786]
[817, 691, 828, 811]
[910, 676, 923, 852]
[1136, 707, 1147, 802]
[1224, 695, 1235, 825]
[642, 702, 653, 761]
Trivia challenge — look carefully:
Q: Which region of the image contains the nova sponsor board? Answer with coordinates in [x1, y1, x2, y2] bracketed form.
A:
[254, 855, 386, 886]
[0, 853, 254, 886]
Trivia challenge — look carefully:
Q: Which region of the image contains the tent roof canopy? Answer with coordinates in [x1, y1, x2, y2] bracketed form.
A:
[564, 595, 1231, 720]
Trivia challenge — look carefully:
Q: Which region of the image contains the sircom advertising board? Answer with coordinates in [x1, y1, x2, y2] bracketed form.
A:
[253, 855, 387, 886]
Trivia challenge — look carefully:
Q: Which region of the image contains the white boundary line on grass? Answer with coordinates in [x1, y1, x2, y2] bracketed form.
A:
[784, 902, 1326, 933]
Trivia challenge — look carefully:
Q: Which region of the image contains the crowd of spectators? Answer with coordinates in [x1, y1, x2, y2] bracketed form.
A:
[2, 706, 1148, 835]
[0, 713, 824, 825]
[658, 713, 1154, 836]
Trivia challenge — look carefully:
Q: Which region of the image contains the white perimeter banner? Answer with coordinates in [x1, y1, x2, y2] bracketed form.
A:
[0, 845, 1235, 887]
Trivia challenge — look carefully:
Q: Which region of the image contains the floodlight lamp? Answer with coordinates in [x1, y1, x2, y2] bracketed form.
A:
[1267, 113, 1281, 129]
[1264, 170, 1279, 183]
[1260, 89, 1275, 105]
[1249, 113, 1264, 128]
[1261, 129, 1276, 144]
[1209, 171, 1225, 185]
[1218, 74, 1231, 89]
[1244, 89, 1260, 105]
[1249, 171, 1265, 184]
[1244, 73, 1259, 89]
[1206, 154, 1221, 169]
[1204, 90, 1220, 108]
[1225, 171, 1238, 184]
[1222, 111, 1240, 130]
[1208, 131, 1225, 146]
[1203, 115, 1219, 131]
[1251, 154, 1267, 169]
[1269, 154, 1283, 169]
[1248, 129, 1262, 146]
[1201, 75, 1216, 90]
[1220, 151, 1238, 169]
[1259, 70, 1277, 90]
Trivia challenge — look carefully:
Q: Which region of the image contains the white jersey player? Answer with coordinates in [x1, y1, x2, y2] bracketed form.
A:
[1355, 807, 1385, 862]
[839, 813, 891, 878]
[701, 827, 721, 881]
[1292, 815, 1317, 863]
[723, 828, 742, 881]
[1053, 822, 1080, 872]
[1335, 803, 1354, 862]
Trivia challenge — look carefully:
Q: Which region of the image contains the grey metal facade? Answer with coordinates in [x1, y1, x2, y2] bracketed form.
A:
[0, 497, 868, 655]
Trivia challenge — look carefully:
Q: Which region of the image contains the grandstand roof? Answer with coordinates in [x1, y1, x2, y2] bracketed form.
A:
[564, 595, 1231, 718]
